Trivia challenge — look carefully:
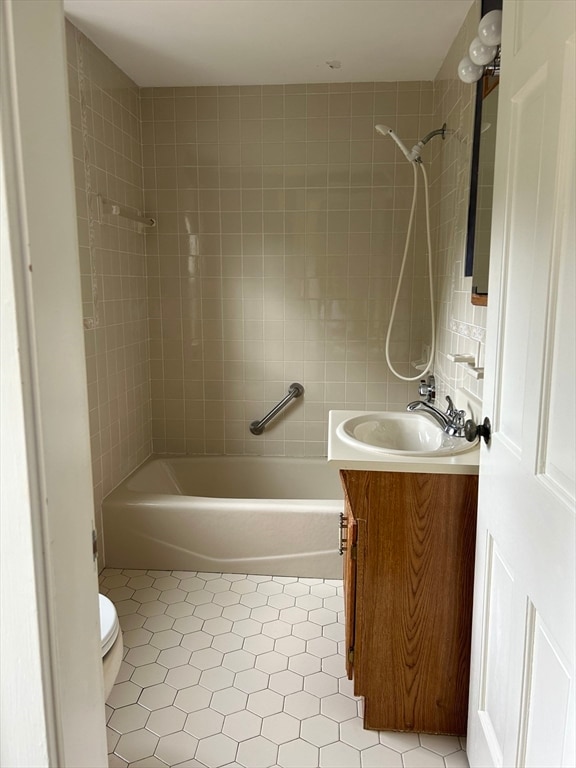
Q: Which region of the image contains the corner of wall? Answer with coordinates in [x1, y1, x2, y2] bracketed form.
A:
[431, 0, 487, 406]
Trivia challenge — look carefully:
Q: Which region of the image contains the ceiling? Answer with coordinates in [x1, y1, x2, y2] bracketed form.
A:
[63, 0, 474, 87]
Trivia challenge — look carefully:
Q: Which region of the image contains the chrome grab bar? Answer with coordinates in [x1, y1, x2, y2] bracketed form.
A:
[249, 383, 304, 435]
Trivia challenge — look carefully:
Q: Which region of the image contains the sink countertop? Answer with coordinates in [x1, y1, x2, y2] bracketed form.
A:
[328, 410, 480, 476]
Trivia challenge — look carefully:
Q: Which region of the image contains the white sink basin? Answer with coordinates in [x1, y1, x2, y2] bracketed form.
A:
[336, 411, 477, 457]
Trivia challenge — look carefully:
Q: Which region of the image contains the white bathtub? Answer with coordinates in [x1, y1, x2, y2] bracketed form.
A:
[102, 456, 344, 579]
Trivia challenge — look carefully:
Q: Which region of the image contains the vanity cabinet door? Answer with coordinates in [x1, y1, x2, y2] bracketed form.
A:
[340, 469, 478, 735]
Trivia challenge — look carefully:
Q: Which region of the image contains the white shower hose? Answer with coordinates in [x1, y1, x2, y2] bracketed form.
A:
[384, 160, 435, 381]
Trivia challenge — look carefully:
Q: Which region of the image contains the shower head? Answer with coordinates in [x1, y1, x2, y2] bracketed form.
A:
[375, 124, 420, 162]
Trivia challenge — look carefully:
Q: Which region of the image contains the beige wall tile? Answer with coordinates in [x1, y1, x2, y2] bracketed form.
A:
[67, 22, 152, 528]
[71, 10, 483, 465]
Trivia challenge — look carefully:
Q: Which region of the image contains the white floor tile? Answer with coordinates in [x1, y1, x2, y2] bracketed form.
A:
[103, 570, 470, 768]
[403, 746, 446, 767]
[300, 714, 339, 747]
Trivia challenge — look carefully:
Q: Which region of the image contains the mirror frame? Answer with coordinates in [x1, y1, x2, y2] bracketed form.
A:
[464, 0, 503, 306]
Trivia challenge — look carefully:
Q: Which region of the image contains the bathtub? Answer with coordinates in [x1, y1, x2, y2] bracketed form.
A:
[102, 456, 344, 579]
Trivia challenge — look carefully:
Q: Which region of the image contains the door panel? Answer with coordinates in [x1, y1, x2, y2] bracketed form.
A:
[468, 2, 575, 766]
[522, 615, 572, 767]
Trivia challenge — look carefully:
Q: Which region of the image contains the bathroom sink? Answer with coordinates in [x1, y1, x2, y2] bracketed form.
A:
[336, 411, 477, 457]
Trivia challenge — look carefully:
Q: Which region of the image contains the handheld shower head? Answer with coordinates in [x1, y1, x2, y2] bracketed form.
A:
[375, 124, 420, 162]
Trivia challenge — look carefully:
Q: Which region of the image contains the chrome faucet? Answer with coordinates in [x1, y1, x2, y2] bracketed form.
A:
[406, 395, 467, 437]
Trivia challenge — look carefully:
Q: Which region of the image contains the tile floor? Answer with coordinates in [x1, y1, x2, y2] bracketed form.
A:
[101, 569, 470, 768]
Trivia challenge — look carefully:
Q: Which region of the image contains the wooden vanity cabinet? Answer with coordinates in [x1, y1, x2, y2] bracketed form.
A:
[340, 469, 478, 736]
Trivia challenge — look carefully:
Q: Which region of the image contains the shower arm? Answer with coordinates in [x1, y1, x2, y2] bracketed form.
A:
[409, 123, 447, 158]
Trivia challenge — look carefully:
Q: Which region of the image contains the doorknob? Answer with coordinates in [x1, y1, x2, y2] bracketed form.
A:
[464, 416, 492, 445]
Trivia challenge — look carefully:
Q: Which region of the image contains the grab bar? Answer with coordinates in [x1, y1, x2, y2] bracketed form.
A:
[250, 383, 304, 435]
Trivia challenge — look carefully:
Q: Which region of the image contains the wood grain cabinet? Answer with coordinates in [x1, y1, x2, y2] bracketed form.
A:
[340, 469, 478, 736]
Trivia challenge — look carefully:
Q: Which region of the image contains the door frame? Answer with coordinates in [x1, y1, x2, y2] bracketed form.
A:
[0, 1, 107, 765]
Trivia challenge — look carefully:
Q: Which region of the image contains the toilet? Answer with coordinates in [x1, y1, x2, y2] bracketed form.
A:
[99, 593, 123, 699]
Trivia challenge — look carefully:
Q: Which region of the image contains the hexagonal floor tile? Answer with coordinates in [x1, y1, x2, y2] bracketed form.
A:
[131, 663, 167, 688]
[278, 738, 318, 768]
[236, 735, 278, 768]
[300, 714, 339, 747]
[211, 686, 248, 716]
[261, 620, 291, 639]
[143, 614, 175, 633]
[340, 717, 379, 750]
[246, 689, 284, 718]
[125, 645, 160, 668]
[195, 733, 237, 768]
[359, 744, 403, 768]
[222, 649, 256, 672]
[160, 588, 187, 604]
[234, 668, 269, 694]
[108, 703, 149, 735]
[127, 575, 154, 590]
[146, 705, 187, 737]
[222, 709, 262, 741]
[182, 631, 213, 653]
[283, 691, 320, 719]
[189, 647, 223, 670]
[402, 747, 446, 767]
[138, 683, 176, 711]
[107, 681, 142, 709]
[194, 603, 224, 621]
[319, 741, 361, 768]
[152, 576, 180, 591]
[164, 664, 201, 690]
[255, 651, 288, 674]
[199, 666, 235, 692]
[114, 728, 158, 763]
[123, 628, 153, 649]
[260, 712, 299, 745]
[239, 592, 268, 608]
[154, 730, 198, 765]
[173, 685, 212, 714]
[173, 616, 203, 634]
[211, 632, 244, 653]
[232, 618, 262, 638]
[320, 693, 357, 723]
[419, 733, 462, 756]
[156, 646, 192, 669]
[184, 707, 224, 739]
[150, 629, 183, 650]
[203, 617, 233, 636]
[103, 571, 460, 768]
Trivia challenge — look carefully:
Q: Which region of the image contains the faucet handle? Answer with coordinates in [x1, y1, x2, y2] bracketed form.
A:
[418, 374, 436, 403]
[453, 409, 466, 427]
[445, 395, 455, 416]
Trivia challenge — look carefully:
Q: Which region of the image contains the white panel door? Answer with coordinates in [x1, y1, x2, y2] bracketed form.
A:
[467, 1, 575, 766]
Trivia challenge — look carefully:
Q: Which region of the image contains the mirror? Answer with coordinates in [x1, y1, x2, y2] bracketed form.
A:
[464, 0, 502, 306]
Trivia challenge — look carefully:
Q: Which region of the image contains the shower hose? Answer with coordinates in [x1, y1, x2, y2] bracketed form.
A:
[385, 160, 435, 381]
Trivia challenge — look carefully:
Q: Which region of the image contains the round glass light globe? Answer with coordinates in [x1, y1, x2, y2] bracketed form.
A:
[469, 36, 498, 66]
[478, 9, 502, 47]
[458, 56, 484, 84]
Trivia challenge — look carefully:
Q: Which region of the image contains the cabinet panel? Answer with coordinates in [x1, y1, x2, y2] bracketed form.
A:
[340, 470, 478, 736]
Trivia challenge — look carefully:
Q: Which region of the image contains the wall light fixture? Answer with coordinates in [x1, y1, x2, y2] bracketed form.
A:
[458, 9, 502, 83]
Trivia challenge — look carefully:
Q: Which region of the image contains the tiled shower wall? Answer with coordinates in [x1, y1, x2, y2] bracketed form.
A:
[67, 22, 152, 561]
[430, 0, 488, 403]
[142, 83, 436, 456]
[66, 2, 485, 504]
